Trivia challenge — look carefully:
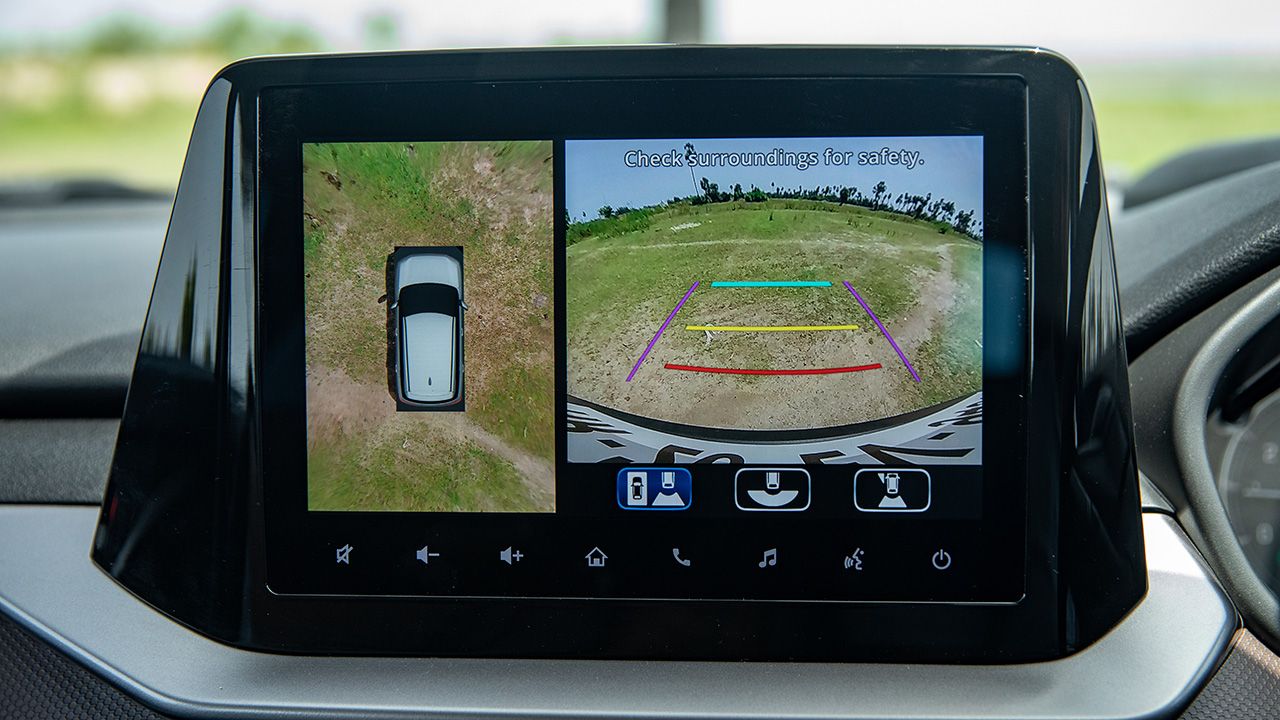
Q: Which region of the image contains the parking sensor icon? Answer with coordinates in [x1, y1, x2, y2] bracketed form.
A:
[854, 468, 931, 513]
[617, 468, 692, 510]
[734, 468, 810, 511]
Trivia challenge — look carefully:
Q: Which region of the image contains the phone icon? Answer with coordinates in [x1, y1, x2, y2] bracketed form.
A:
[672, 548, 692, 567]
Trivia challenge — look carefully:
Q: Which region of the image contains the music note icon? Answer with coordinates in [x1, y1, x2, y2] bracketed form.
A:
[758, 548, 778, 568]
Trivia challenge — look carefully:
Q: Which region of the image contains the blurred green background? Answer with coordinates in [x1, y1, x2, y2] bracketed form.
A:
[1, 1, 1277, 191]
[0, 10, 324, 189]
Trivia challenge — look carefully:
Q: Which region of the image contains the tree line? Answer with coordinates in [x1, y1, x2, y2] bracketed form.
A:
[590, 176, 983, 240]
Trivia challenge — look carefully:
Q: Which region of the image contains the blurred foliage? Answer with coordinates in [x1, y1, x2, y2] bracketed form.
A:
[55, 8, 327, 58]
[0, 7, 328, 190]
[82, 14, 165, 56]
[362, 12, 401, 52]
[1084, 59, 1280, 180]
[0, 11, 1276, 191]
[198, 9, 325, 57]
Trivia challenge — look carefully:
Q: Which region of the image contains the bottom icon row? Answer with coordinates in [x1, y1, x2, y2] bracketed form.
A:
[332, 544, 954, 572]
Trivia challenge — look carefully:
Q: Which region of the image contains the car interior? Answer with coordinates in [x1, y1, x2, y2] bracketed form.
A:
[2, 30, 1280, 720]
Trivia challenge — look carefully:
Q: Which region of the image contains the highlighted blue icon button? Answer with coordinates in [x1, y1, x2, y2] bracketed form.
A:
[617, 467, 693, 511]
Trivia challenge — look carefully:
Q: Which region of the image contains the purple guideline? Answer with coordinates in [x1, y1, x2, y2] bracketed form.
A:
[842, 280, 921, 383]
[626, 280, 700, 382]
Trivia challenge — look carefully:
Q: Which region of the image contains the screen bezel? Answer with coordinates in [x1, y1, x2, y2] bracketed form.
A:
[258, 76, 1028, 603]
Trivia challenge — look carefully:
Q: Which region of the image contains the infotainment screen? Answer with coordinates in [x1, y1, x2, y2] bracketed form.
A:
[266, 74, 1027, 605]
[97, 48, 1145, 662]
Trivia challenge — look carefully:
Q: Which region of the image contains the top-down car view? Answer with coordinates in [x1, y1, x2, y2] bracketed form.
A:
[3, 1, 1280, 719]
[388, 247, 465, 409]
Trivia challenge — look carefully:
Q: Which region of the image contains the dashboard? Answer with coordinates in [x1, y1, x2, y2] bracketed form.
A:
[1208, 326, 1280, 590]
[3, 44, 1280, 719]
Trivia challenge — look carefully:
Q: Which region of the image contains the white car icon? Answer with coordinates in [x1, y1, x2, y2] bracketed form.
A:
[389, 247, 465, 409]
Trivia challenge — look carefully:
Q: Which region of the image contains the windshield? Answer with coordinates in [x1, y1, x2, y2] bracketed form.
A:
[1, 0, 1277, 193]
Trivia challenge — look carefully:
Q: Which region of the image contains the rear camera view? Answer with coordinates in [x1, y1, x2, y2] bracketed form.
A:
[565, 137, 984, 465]
[304, 141, 554, 512]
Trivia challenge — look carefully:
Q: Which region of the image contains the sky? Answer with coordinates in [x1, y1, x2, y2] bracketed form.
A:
[564, 137, 983, 222]
[3, 0, 1280, 60]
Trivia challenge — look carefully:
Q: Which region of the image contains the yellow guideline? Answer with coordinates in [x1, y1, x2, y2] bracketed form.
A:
[684, 324, 859, 332]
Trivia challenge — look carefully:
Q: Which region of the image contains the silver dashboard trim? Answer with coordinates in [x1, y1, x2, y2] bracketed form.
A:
[0, 506, 1234, 720]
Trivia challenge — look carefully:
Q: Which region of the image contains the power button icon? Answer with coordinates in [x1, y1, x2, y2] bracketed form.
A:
[931, 549, 952, 571]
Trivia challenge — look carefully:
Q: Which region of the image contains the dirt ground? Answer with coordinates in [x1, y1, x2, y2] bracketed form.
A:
[307, 365, 553, 501]
[568, 235, 974, 431]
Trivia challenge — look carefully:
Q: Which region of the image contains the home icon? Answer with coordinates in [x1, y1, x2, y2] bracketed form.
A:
[585, 547, 608, 568]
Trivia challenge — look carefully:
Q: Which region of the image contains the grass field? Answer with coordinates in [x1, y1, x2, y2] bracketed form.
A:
[1, 55, 1275, 191]
[306, 416, 541, 513]
[302, 140, 555, 512]
[566, 199, 982, 431]
[1086, 60, 1280, 178]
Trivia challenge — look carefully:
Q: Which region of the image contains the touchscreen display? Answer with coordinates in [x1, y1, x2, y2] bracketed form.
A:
[294, 131, 1008, 602]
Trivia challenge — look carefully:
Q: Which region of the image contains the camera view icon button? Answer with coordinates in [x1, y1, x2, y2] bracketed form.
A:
[617, 468, 692, 510]
[854, 468, 931, 513]
[734, 468, 811, 511]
